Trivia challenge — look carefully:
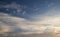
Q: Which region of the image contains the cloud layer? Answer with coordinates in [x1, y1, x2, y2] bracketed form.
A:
[0, 2, 60, 34]
[1, 12, 60, 34]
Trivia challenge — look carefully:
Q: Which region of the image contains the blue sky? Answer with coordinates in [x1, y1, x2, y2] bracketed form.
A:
[0, 0, 60, 34]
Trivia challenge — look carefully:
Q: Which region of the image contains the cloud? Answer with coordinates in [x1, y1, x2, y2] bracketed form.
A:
[27, 5, 60, 33]
[2, 2, 21, 9]
[31, 4, 60, 26]
[1, 2, 60, 34]
[1, 2, 26, 16]
[0, 13, 26, 33]
[0, 13, 46, 33]
[1, 11, 60, 34]
[0, 12, 53, 34]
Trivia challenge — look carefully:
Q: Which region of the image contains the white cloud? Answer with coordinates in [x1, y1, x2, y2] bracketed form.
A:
[0, 12, 60, 34]
[0, 13, 48, 34]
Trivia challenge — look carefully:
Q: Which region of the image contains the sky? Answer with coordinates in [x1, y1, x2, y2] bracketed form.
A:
[0, 0, 60, 34]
